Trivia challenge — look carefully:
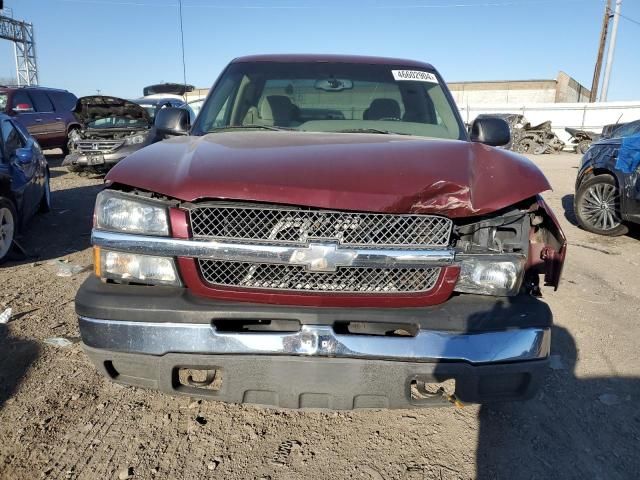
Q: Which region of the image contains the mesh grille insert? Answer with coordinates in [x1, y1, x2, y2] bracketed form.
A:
[198, 260, 441, 293]
[189, 204, 452, 248]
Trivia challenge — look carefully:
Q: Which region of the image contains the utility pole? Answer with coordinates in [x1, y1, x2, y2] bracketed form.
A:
[590, 0, 611, 102]
[600, 0, 622, 102]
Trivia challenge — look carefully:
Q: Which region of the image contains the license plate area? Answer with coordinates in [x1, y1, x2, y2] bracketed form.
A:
[86, 154, 105, 165]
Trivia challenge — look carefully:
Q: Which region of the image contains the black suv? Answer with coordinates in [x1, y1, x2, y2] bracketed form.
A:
[0, 86, 79, 152]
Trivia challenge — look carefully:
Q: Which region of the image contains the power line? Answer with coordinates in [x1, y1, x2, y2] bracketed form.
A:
[616, 11, 640, 26]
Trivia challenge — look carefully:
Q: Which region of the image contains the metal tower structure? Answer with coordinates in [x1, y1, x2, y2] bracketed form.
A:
[0, 9, 39, 86]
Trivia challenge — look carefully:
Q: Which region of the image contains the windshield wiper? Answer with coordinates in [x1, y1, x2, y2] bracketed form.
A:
[334, 128, 408, 135]
[209, 124, 295, 132]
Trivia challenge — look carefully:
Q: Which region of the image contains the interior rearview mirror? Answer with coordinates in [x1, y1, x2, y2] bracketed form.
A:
[470, 117, 510, 147]
[314, 78, 354, 92]
[154, 107, 190, 136]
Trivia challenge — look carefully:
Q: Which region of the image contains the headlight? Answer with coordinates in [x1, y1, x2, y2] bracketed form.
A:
[95, 247, 181, 286]
[454, 255, 525, 296]
[124, 134, 146, 145]
[94, 190, 169, 236]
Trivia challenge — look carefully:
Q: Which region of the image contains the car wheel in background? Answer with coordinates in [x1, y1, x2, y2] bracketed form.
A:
[0, 198, 17, 264]
[39, 170, 52, 213]
[575, 174, 628, 236]
[516, 138, 535, 154]
[577, 140, 591, 155]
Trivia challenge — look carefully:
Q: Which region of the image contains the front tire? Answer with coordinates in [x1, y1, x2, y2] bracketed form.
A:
[575, 174, 628, 236]
[0, 198, 17, 264]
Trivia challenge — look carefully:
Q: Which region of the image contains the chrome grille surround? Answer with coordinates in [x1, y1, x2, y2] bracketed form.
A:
[189, 203, 453, 248]
[198, 260, 441, 293]
[75, 139, 124, 153]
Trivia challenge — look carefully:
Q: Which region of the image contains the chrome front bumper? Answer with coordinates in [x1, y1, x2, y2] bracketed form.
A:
[78, 316, 550, 364]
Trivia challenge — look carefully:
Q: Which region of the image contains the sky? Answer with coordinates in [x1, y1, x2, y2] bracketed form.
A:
[1, 0, 639, 101]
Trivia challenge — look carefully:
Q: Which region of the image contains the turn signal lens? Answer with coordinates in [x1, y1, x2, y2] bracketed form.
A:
[98, 249, 181, 286]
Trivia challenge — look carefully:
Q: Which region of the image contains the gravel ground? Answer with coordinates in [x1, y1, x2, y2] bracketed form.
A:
[0, 152, 639, 480]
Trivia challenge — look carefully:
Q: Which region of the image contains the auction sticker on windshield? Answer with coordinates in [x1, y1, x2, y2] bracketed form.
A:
[392, 70, 438, 83]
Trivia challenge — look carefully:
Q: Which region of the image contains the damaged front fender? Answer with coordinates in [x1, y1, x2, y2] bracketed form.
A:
[532, 196, 567, 290]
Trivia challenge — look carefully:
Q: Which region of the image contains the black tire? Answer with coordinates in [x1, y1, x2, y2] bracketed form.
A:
[575, 174, 628, 236]
[0, 198, 17, 264]
[39, 169, 52, 213]
[516, 139, 535, 154]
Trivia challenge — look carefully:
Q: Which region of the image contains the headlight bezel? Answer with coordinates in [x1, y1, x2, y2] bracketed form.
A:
[94, 189, 170, 236]
[124, 134, 146, 146]
[454, 254, 526, 297]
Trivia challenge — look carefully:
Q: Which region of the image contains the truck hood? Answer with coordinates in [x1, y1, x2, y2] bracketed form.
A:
[74, 96, 151, 127]
[106, 131, 551, 217]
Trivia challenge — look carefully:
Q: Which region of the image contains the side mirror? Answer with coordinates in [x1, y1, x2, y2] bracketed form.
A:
[154, 107, 190, 136]
[470, 117, 510, 147]
[13, 103, 34, 113]
[15, 146, 34, 164]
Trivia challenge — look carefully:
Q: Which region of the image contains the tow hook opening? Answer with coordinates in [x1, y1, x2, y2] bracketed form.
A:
[410, 378, 463, 407]
[175, 368, 222, 392]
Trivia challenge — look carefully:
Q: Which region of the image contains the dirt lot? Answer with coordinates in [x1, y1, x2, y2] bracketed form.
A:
[0, 152, 639, 480]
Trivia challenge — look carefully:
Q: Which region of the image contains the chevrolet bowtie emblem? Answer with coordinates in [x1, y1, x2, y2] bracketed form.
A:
[289, 242, 357, 272]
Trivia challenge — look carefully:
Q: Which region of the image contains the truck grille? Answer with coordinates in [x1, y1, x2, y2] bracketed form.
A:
[189, 203, 452, 295]
[198, 260, 441, 293]
[74, 139, 124, 153]
[189, 204, 452, 247]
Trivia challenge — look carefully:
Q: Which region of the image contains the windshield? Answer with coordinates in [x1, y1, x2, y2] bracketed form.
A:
[0, 93, 7, 112]
[192, 62, 466, 139]
[86, 117, 150, 129]
[613, 121, 640, 138]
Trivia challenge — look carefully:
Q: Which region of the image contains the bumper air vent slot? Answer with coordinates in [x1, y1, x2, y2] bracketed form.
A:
[333, 321, 418, 337]
[212, 318, 301, 333]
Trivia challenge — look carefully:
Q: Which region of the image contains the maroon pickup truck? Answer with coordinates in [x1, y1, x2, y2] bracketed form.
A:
[75, 55, 566, 409]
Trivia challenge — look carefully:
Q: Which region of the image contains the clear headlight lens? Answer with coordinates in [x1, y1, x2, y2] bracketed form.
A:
[94, 190, 169, 236]
[96, 248, 181, 286]
[124, 134, 146, 145]
[454, 255, 525, 296]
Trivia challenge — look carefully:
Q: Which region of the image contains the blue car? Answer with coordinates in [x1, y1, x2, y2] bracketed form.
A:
[0, 113, 51, 263]
[574, 120, 640, 236]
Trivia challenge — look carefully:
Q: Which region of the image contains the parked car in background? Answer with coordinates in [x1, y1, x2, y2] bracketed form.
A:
[0, 113, 51, 263]
[133, 95, 187, 122]
[565, 127, 600, 154]
[187, 98, 205, 124]
[76, 54, 567, 409]
[600, 120, 640, 140]
[143, 83, 194, 97]
[63, 96, 154, 173]
[575, 119, 640, 236]
[0, 85, 79, 153]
